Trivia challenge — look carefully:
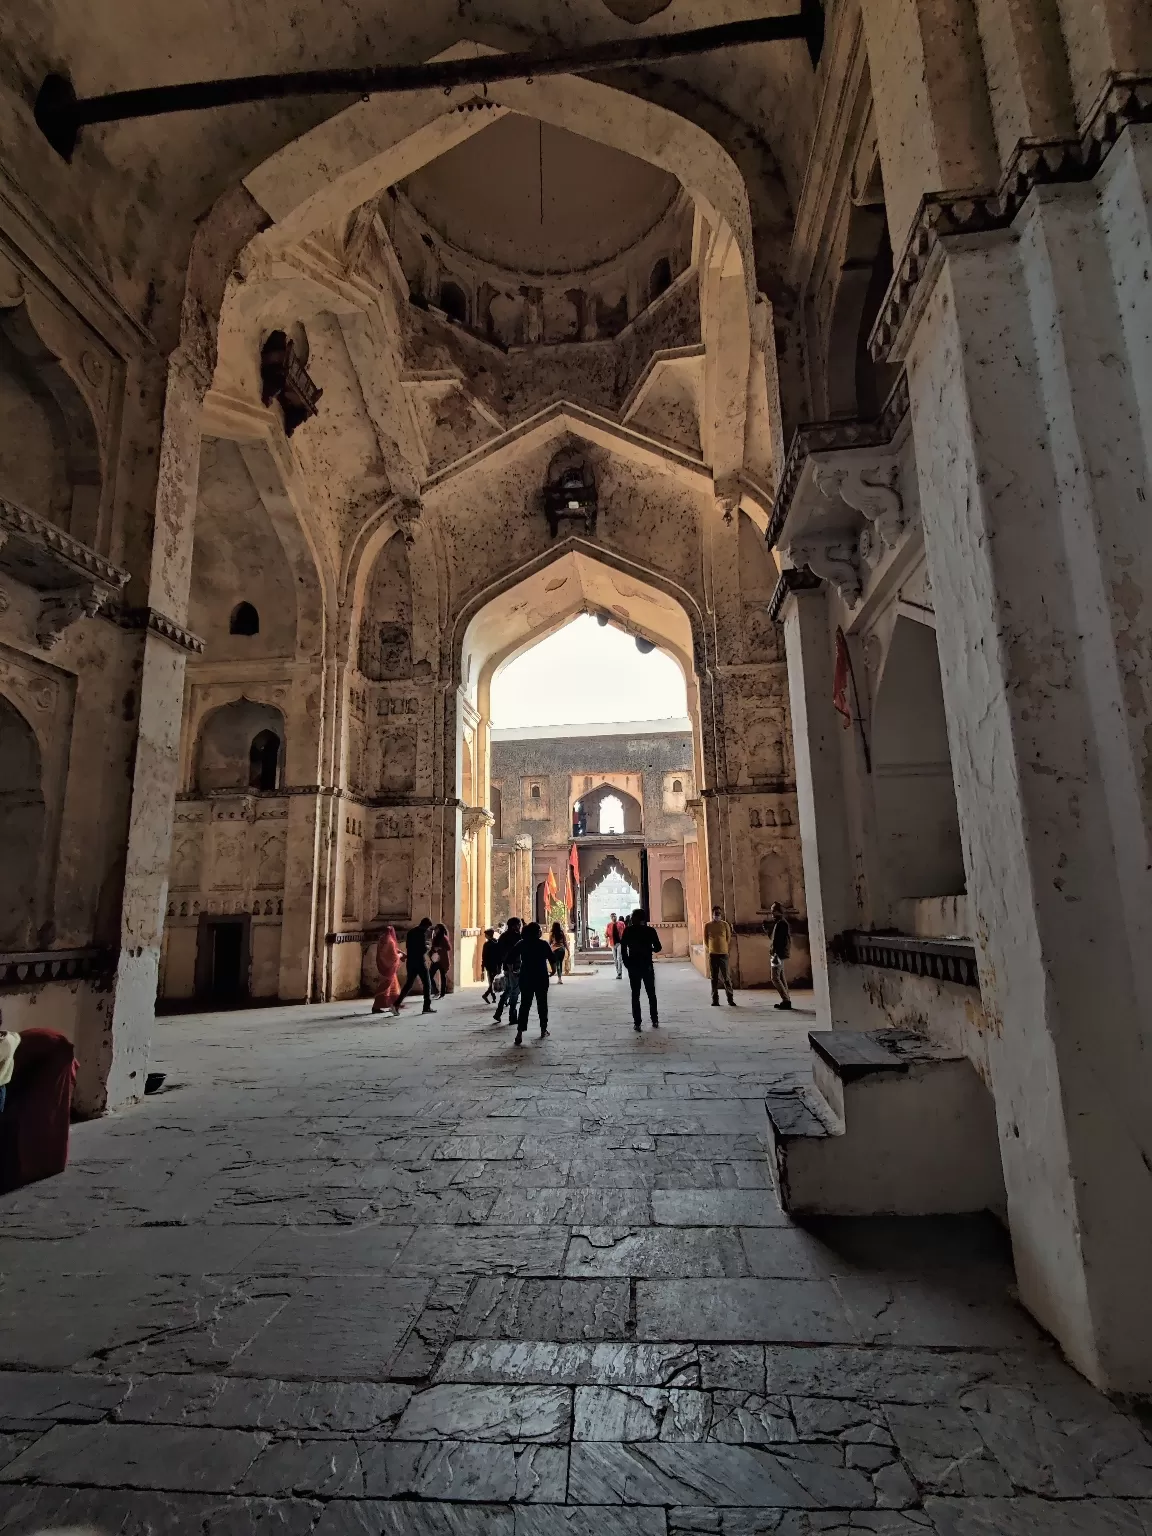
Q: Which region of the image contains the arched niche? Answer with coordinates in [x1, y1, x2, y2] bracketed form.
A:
[580, 782, 643, 835]
[0, 694, 47, 949]
[359, 530, 414, 681]
[820, 197, 898, 422]
[758, 850, 793, 912]
[872, 615, 965, 903]
[0, 302, 103, 545]
[195, 700, 287, 794]
[188, 439, 302, 663]
[661, 875, 686, 923]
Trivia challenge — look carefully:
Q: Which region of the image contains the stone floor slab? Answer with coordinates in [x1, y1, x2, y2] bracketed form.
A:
[1, 966, 1145, 1534]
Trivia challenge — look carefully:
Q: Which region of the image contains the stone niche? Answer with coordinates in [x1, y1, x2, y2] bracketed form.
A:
[0, 644, 76, 949]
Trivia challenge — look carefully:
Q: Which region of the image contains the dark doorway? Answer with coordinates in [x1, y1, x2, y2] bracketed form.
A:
[195, 915, 250, 1004]
[249, 730, 281, 791]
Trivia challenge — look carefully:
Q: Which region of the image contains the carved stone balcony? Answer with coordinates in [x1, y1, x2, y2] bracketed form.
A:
[0, 496, 129, 647]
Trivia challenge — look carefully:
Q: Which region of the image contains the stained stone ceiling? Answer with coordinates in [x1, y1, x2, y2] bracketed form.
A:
[400, 113, 681, 276]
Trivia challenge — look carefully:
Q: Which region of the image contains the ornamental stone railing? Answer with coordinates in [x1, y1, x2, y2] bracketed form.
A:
[831, 930, 979, 989]
[0, 947, 113, 989]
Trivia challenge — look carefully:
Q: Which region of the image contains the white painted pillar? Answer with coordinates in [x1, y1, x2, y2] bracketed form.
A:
[780, 583, 856, 1027]
[905, 170, 1152, 1389]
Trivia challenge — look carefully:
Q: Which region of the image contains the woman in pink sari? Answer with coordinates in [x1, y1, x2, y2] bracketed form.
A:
[372, 925, 401, 1014]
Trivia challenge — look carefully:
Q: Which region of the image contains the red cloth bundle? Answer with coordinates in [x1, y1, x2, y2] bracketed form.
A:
[0, 1028, 76, 1195]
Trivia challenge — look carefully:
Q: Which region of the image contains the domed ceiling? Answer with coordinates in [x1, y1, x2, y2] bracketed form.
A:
[399, 113, 681, 277]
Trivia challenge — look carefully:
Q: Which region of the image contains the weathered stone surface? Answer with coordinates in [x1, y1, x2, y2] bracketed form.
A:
[652, 1190, 791, 1226]
[457, 1279, 631, 1340]
[0, 1422, 269, 1493]
[0, 974, 1145, 1533]
[436, 1342, 701, 1387]
[637, 1280, 857, 1342]
[574, 1386, 713, 1441]
[360, 1442, 567, 1502]
[394, 1385, 572, 1443]
[565, 1227, 749, 1278]
[568, 1442, 876, 1507]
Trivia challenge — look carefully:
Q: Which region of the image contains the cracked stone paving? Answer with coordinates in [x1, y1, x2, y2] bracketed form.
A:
[2, 963, 1151, 1534]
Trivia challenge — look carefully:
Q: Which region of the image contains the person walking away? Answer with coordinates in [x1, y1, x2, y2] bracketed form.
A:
[703, 906, 736, 1006]
[395, 917, 435, 1014]
[480, 928, 499, 1002]
[548, 921, 568, 983]
[768, 902, 792, 1010]
[493, 918, 523, 1024]
[371, 925, 402, 1014]
[428, 923, 452, 998]
[513, 921, 554, 1044]
[606, 912, 625, 979]
[620, 907, 661, 1031]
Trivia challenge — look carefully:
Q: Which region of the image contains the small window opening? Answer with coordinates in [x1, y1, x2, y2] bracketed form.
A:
[439, 281, 468, 325]
[531, 784, 541, 800]
[230, 602, 260, 636]
[672, 779, 683, 793]
[649, 257, 672, 303]
[249, 730, 281, 792]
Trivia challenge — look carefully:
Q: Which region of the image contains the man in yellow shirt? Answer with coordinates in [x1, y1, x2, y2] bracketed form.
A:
[703, 905, 735, 1006]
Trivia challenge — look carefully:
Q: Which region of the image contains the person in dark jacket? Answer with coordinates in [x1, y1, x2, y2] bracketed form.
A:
[394, 917, 435, 1015]
[493, 918, 523, 1024]
[548, 921, 568, 983]
[620, 907, 661, 1031]
[513, 921, 554, 1044]
[480, 928, 499, 1003]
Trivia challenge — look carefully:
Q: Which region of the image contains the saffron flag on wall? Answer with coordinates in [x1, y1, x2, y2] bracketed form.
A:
[833, 627, 853, 728]
[544, 868, 559, 909]
[567, 843, 580, 910]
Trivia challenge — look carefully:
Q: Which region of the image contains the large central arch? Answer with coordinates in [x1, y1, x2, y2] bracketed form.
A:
[451, 543, 709, 969]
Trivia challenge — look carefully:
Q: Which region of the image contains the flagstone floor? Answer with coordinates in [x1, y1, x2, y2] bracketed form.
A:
[1, 962, 1150, 1534]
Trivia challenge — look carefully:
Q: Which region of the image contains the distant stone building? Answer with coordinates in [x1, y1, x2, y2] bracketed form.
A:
[491, 719, 698, 958]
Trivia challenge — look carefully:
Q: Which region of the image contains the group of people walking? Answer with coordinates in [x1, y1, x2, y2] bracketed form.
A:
[371, 917, 453, 1017]
[371, 901, 792, 1034]
[479, 919, 571, 1044]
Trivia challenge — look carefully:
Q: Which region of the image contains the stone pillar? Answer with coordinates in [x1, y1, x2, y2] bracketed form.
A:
[780, 579, 856, 1028]
[102, 354, 206, 1111]
[902, 171, 1152, 1388]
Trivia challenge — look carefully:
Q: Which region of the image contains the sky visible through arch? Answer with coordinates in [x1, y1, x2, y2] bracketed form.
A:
[490, 615, 687, 729]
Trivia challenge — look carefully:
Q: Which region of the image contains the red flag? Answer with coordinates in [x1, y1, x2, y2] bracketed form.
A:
[833, 627, 852, 729]
[544, 868, 559, 908]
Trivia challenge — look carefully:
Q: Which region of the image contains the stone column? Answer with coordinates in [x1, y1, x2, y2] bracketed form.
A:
[102, 353, 206, 1110]
[902, 172, 1152, 1388]
[779, 577, 856, 1028]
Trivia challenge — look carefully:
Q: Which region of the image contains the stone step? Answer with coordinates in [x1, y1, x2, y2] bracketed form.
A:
[766, 1029, 1006, 1218]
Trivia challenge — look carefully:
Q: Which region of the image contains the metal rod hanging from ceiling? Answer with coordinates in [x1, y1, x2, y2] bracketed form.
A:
[35, 1, 824, 162]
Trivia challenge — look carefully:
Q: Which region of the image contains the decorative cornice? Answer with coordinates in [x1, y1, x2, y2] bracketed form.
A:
[768, 564, 822, 622]
[0, 497, 129, 592]
[110, 605, 206, 655]
[766, 372, 909, 549]
[871, 71, 1152, 363]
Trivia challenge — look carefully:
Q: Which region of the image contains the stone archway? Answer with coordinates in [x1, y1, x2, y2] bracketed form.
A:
[453, 544, 711, 971]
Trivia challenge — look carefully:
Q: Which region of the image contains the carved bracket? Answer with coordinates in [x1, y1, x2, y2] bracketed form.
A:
[786, 536, 861, 608]
[35, 581, 107, 648]
[461, 805, 496, 841]
[814, 460, 904, 552]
